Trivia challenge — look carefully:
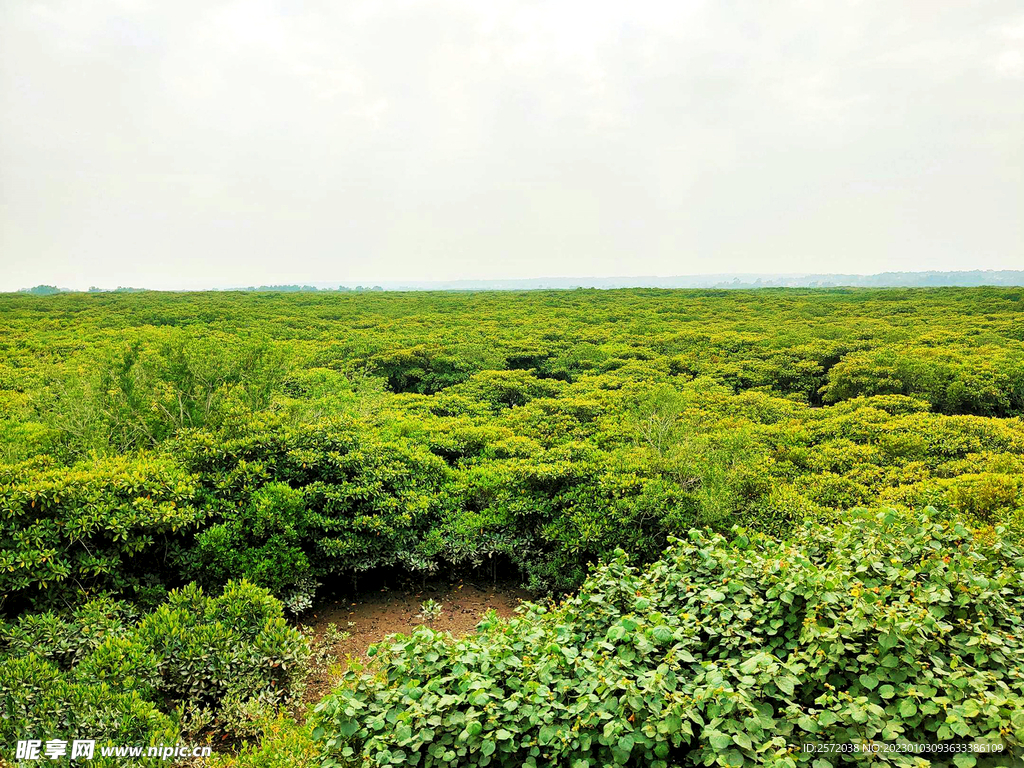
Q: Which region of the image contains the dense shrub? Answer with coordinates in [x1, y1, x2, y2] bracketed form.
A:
[186, 481, 313, 596]
[173, 421, 456, 582]
[0, 454, 204, 611]
[41, 333, 288, 458]
[4, 289, 1024, 607]
[367, 346, 481, 395]
[313, 510, 1023, 767]
[448, 370, 563, 412]
[0, 595, 138, 669]
[0, 655, 178, 767]
[820, 347, 1024, 417]
[132, 580, 309, 715]
[0, 580, 309, 750]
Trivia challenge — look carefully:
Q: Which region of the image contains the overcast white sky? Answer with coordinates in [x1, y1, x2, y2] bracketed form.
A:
[1, 1, 1021, 290]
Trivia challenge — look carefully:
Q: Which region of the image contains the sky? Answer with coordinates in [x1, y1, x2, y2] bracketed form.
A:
[1, 1, 1022, 291]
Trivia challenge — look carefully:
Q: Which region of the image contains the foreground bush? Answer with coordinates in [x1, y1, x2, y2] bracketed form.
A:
[0, 581, 309, 755]
[313, 510, 1023, 767]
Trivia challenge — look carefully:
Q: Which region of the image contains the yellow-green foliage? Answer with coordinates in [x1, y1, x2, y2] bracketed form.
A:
[2, 289, 1024, 603]
[207, 716, 319, 768]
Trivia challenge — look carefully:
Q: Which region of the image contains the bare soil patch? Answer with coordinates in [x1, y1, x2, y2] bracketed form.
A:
[299, 579, 531, 707]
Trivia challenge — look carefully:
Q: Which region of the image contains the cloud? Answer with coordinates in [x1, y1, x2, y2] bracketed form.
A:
[1, 0, 1021, 289]
[992, 50, 1024, 78]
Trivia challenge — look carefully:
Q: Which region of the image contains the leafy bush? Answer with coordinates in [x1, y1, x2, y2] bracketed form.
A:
[0, 595, 138, 669]
[449, 370, 563, 412]
[281, 576, 322, 616]
[313, 510, 1023, 767]
[0, 581, 309, 748]
[173, 420, 455, 577]
[367, 346, 479, 395]
[133, 580, 309, 714]
[186, 481, 313, 596]
[0, 454, 204, 611]
[945, 474, 1023, 522]
[0, 653, 179, 767]
[820, 347, 1024, 417]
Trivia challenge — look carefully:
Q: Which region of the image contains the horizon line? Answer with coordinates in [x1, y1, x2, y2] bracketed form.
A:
[8, 268, 1024, 294]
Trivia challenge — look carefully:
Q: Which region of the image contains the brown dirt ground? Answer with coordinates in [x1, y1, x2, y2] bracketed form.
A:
[298, 579, 532, 707]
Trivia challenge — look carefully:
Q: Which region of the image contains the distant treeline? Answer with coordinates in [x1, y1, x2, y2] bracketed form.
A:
[18, 285, 146, 295]
[17, 284, 385, 294]
[381, 269, 1024, 290]
[236, 284, 385, 292]
[12, 269, 1024, 294]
